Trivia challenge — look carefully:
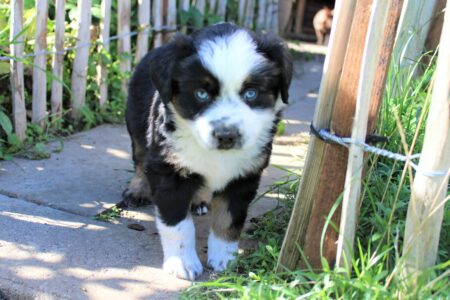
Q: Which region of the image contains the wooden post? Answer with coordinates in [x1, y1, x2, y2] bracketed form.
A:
[267, 0, 278, 34]
[50, 0, 65, 118]
[277, 0, 358, 272]
[394, 0, 438, 67]
[153, 0, 163, 47]
[244, 0, 255, 28]
[32, 0, 48, 127]
[217, 0, 227, 20]
[118, 0, 131, 94]
[238, 0, 246, 25]
[294, 0, 306, 34]
[97, 0, 111, 108]
[335, 0, 404, 270]
[9, 0, 26, 141]
[71, 0, 91, 119]
[135, 0, 150, 63]
[402, 0, 450, 277]
[256, 0, 267, 31]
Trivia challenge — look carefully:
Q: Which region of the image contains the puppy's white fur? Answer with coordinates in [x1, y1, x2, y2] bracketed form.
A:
[207, 231, 239, 271]
[156, 213, 203, 280]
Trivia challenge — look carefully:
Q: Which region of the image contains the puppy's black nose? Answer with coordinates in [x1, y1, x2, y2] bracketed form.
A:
[212, 126, 241, 150]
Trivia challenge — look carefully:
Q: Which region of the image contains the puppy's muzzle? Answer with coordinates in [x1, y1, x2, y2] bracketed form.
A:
[212, 125, 241, 150]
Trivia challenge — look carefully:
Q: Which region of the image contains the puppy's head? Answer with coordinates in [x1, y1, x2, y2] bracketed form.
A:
[149, 23, 293, 151]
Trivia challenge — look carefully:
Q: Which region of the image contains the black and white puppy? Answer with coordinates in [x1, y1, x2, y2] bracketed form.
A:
[123, 23, 293, 280]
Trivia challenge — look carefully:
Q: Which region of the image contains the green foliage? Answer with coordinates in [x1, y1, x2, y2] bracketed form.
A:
[95, 206, 122, 222]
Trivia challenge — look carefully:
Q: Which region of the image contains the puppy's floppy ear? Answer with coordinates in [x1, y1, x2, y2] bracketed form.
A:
[256, 35, 293, 103]
[147, 34, 195, 102]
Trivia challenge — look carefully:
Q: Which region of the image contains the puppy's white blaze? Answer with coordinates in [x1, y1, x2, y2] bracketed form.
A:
[156, 214, 203, 280]
[207, 231, 239, 271]
[168, 103, 275, 191]
[198, 30, 267, 95]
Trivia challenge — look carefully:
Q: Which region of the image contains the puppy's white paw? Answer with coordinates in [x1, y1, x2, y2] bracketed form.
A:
[207, 231, 238, 272]
[163, 254, 203, 280]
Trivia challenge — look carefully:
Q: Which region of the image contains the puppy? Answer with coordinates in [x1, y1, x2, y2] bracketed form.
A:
[313, 6, 334, 45]
[123, 23, 293, 280]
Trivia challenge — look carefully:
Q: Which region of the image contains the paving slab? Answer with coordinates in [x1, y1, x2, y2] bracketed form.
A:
[0, 58, 323, 299]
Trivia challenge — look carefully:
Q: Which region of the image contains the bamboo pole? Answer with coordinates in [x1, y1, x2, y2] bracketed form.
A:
[32, 0, 48, 127]
[118, 0, 131, 94]
[50, 0, 65, 118]
[9, 0, 26, 141]
[335, 0, 403, 270]
[278, 0, 292, 35]
[277, 0, 357, 271]
[135, 0, 150, 63]
[244, 0, 255, 28]
[153, 0, 163, 47]
[96, 0, 111, 108]
[217, 0, 227, 20]
[402, 0, 450, 277]
[71, 0, 91, 119]
[267, 0, 278, 33]
[256, 0, 266, 31]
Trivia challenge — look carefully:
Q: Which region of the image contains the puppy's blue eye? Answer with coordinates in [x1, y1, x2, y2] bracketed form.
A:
[243, 88, 258, 101]
[194, 89, 210, 102]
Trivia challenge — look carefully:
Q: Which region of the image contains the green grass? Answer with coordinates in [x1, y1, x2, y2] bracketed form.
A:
[183, 52, 449, 299]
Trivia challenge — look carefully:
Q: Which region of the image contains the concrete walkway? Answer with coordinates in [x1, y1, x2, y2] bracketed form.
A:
[0, 59, 322, 299]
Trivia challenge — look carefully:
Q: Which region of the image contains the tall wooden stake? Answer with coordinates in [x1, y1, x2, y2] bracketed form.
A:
[336, 0, 403, 270]
[135, 0, 150, 63]
[402, 0, 450, 278]
[97, 0, 111, 108]
[277, 0, 357, 271]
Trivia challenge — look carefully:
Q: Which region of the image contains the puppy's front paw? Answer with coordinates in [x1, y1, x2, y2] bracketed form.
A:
[163, 254, 203, 280]
[207, 231, 238, 272]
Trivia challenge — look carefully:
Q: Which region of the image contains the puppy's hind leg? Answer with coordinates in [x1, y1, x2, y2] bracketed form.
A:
[120, 139, 151, 207]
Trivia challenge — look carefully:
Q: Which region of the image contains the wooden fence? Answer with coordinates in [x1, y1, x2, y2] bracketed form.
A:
[7, 0, 281, 140]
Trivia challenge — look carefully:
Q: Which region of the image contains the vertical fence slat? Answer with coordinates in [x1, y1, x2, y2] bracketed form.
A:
[217, 0, 227, 20]
[166, 0, 177, 41]
[135, 0, 151, 63]
[335, 0, 402, 270]
[9, 0, 26, 141]
[195, 0, 206, 14]
[181, 0, 190, 33]
[402, 0, 450, 277]
[153, 0, 163, 47]
[118, 0, 131, 94]
[268, 0, 278, 33]
[32, 0, 48, 126]
[244, 0, 255, 28]
[71, 0, 92, 119]
[97, 0, 111, 108]
[50, 0, 65, 117]
[256, 0, 266, 31]
[277, 0, 357, 272]
[209, 0, 217, 14]
[238, 0, 246, 24]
